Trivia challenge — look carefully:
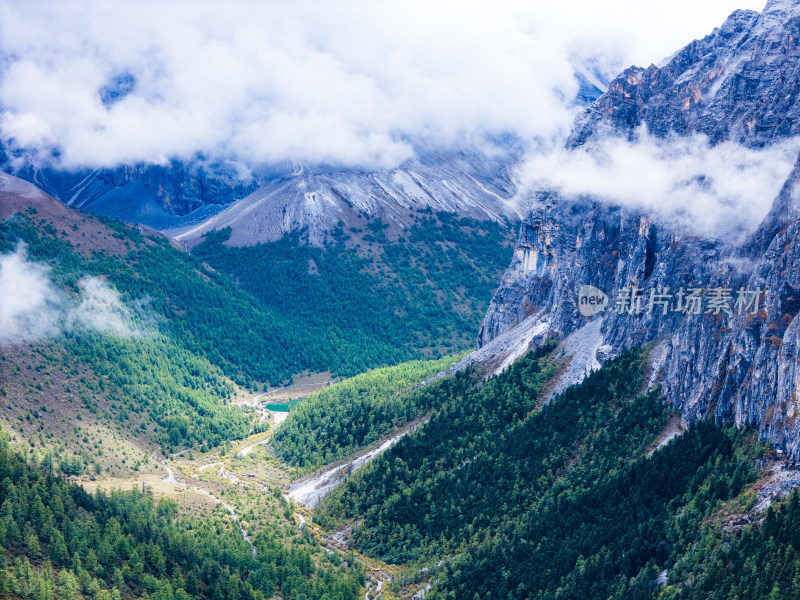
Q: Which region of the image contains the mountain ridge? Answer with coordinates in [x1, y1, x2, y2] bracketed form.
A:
[169, 151, 521, 248]
[569, 0, 800, 149]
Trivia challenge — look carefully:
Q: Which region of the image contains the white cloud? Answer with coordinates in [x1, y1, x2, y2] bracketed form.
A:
[0, 245, 137, 344]
[0, 0, 764, 172]
[0, 243, 60, 343]
[514, 131, 800, 240]
[70, 276, 135, 338]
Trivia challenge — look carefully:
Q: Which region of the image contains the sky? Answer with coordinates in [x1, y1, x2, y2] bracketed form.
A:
[0, 0, 766, 173]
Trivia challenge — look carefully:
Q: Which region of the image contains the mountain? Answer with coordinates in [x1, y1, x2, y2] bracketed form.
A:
[5, 159, 256, 229]
[281, 12, 800, 580]
[0, 169, 516, 463]
[169, 149, 521, 249]
[568, 0, 800, 149]
[477, 0, 800, 459]
[313, 347, 776, 599]
[0, 55, 614, 240]
[11, 3, 800, 598]
[0, 171, 287, 461]
[3, 148, 521, 243]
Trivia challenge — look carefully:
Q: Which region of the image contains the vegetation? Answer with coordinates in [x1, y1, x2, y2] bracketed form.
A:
[62, 334, 249, 451]
[3, 207, 513, 392]
[666, 490, 800, 599]
[271, 355, 461, 470]
[1, 216, 254, 454]
[0, 207, 509, 452]
[0, 428, 362, 600]
[12, 197, 800, 600]
[316, 347, 779, 599]
[192, 212, 514, 378]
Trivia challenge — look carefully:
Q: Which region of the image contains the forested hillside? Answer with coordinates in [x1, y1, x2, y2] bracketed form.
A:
[192, 211, 515, 376]
[0, 210, 259, 460]
[271, 355, 461, 470]
[310, 346, 800, 599]
[4, 198, 513, 390]
[0, 194, 511, 461]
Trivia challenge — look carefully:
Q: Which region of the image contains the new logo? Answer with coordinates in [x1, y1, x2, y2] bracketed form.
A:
[578, 285, 608, 317]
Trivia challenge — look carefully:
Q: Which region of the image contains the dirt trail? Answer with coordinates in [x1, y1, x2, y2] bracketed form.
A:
[160, 460, 257, 557]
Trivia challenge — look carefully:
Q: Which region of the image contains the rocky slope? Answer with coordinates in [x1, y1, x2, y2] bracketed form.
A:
[479, 0, 800, 458]
[169, 149, 521, 248]
[4, 148, 522, 245]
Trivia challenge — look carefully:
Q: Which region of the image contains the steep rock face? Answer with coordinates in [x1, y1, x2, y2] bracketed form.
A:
[479, 177, 800, 454]
[660, 162, 800, 455]
[480, 0, 800, 458]
[569, 0, 800, 149]
[478, 193, 715, 348]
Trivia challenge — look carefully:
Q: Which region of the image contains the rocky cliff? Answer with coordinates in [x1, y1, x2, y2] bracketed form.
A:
[569, 0, 800, 149]
[479, 0, 800, 458]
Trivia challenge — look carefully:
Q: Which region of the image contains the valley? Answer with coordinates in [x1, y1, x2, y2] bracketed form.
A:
[7, 1, 800, 599]
[78, 386, 408, 600]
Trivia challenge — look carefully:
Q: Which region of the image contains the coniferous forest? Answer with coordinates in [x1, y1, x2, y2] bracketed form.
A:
[0, 428, 363, 600]
[312, 347, 793, 600]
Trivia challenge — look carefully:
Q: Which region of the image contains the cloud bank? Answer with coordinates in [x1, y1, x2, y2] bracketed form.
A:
[0, 0, 763, 172]
[0, 244, 136, 344]
[514, 132, 800, 240]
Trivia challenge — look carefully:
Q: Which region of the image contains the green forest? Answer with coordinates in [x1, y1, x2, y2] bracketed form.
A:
[7, 202, 800, 600]
[271, 355, 461, 470]
[312, 346, 800, 599]
[2, 207, 513, 391]
[0, 428, 362, 600]
[192, 211, 514, 378]
[0, 213, 254, 454]
[0, 207, 510, 454]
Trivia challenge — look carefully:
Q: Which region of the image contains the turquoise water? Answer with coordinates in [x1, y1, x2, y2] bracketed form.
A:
[265, 398, 305, 412]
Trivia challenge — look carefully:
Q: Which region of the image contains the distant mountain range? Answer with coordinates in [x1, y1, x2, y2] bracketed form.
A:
[0, 57, 613, 243]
